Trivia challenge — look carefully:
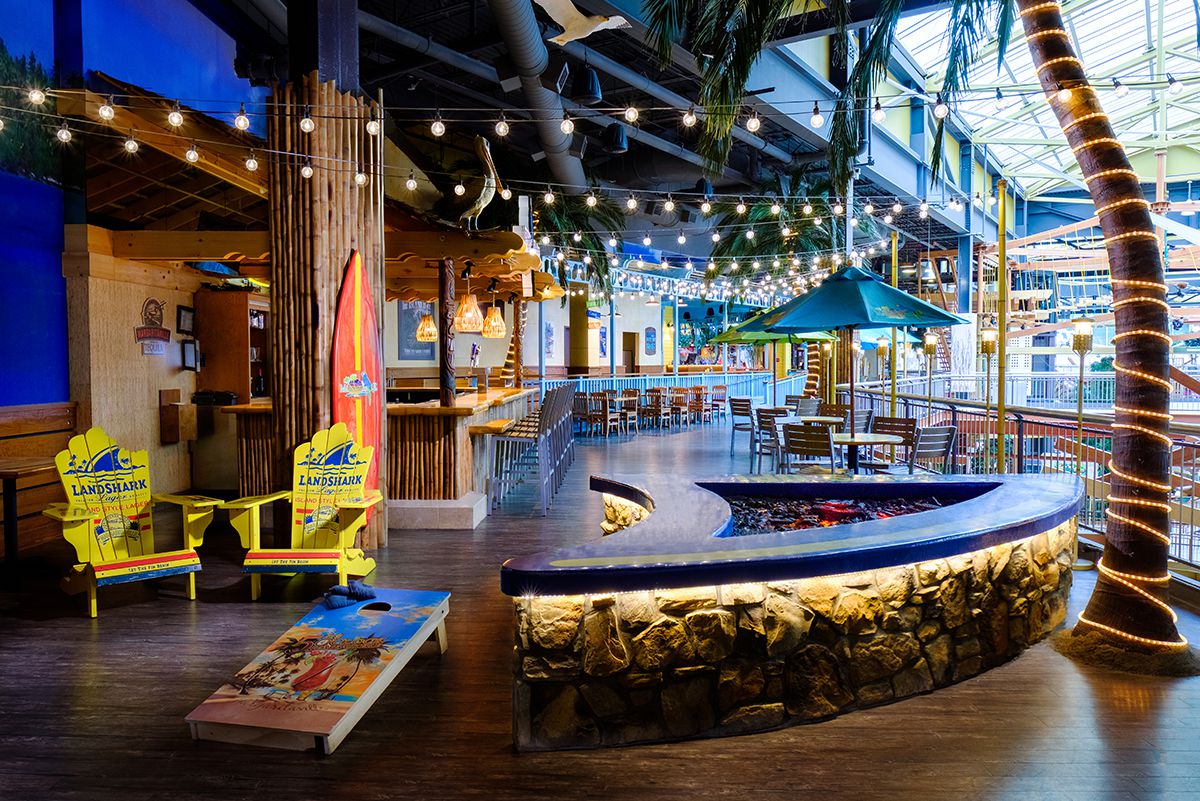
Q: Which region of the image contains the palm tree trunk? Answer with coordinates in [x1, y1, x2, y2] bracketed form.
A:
[1018, 0, 1184, 649]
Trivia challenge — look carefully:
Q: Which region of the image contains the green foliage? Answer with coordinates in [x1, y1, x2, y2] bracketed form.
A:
[643, 0, 795, 173]
[0, 38, 60, 182]
[535, 192, 626, 291]
[1090, 356, 1115, 372]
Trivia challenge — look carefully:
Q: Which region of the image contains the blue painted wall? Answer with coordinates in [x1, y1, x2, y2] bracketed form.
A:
[0, 171, 68, 405]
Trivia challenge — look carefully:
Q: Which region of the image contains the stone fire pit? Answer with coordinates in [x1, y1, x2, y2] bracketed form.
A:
[501, 474, 1083, 750]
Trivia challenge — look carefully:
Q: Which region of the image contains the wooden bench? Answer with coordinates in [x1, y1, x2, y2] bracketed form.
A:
[0, 403, 75, 561]
[186, 588, 450, 754]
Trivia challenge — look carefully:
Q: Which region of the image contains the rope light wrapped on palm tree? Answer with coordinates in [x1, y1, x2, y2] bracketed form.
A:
[645, 0, 1191, 659]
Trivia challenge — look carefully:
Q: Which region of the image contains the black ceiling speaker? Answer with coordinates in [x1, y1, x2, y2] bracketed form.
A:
[571, 64, 603, 106]
[603, 122, 628, 154]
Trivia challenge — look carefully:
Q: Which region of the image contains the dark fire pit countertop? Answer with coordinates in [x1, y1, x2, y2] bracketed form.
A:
[500, 473, 1084, 597]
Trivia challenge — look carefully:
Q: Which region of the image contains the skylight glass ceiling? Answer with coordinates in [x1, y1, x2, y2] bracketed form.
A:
[895, 0, 1200, 197]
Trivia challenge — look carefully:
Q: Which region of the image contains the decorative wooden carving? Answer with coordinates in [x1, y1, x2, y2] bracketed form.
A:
[439, 258, 456, 407]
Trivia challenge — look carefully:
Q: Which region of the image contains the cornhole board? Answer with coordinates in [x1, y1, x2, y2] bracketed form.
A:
[186, 588, 449, 754]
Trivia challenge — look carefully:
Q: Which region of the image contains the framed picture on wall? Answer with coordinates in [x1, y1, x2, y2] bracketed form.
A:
[176, 305, 195, 335]
[181, 339, 200, 371]
[398, 300, 436, 360]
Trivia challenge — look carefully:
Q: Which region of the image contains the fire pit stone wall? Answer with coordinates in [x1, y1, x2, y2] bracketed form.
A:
[512, 519, 1075, 750]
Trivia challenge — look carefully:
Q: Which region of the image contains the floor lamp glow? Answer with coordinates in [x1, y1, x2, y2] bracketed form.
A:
[924, 331, 938, 416]
[980, 327, 997, 473]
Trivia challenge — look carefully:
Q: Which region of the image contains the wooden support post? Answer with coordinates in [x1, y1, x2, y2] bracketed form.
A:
[996, 178, 1009, 471]
[439, 258, 456, 407]
[514, 300, 526, 388]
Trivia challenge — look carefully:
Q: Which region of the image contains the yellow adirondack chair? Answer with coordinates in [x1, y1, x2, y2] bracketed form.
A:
[223, 423, 381, 600]
[43, 427, 220, 617]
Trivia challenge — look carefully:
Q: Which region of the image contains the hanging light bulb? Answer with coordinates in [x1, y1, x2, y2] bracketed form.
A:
[500, 187, 512, 200]
[299, 106, 316, 133]
[27, 88, 46, 105]
[415, 313, 438, 342]
[123, 132, 138, 153]
[626, 195, 639, 211]
[802, 202, 813, 215]
[773, 259, 781, 268]
[745, 111, 762, 132]
[919, 199, 929, 212]
[366, 111, 381, 136]
[919, 207, 929, 219]
[642, 235, 652, 246]
[735, 199, 747, 215]
[232, 102, 250, 131]
[849, 216, 858, 226]
[560, 111, 575, 134]
[1113, 77, 1129, 98]
[167, 101, 184, 128]
[185, 142, 200, 163]
[677, 230, 687, 244]
[608, 236, 618, 248]
[541, 234, 551, 245]
[833, 201, 844, 215]
[586, 192, 598, 207]
[663, 195, 676, 213]
[700, 199, 712, 214]
[55, 122, 71, 143]
[1168, 74, 1184, 96]
[610, 256, 619, 266]
[98, 96, 116, 121]
[751, 260, 760, 270]
[987, 193, 997, 206]
[0, 119, 5, 133]
[872, 98, 886, 124]
[711, 231, 721, 243]
[767, 202, 779, 216]
[993, 88, 1007, 112]
[745, 228, 756, 240]
[354, 168, 368, 187]
[543, 188, 556, 205]
[406, 171, 418, 191]
[495, 113, 510, 137]
[571, 231, 582, 243]
[300, 159, 314, 179]
[810, 102, 824, 128]
[623, 106, 639, 123]
[454, 179, 466, 196]
[1056, 83, 1072, 102]
[245, 151, 259, 172]
[431, 111, 446, 137]
[883, 213, 893, 224]
[730, 261, 739, 271]
[682, 105, 697, 127]
[932, 93, 949, 119]
[781, 225, 791, 236]
[812, 216, 822, 225]
[707, 261, 716, 271]
[863, 202, 874, 215]
[892, 199, 903, 214]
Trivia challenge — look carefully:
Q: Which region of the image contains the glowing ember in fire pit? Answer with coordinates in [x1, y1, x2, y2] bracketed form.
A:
[724, 495, 946, 536]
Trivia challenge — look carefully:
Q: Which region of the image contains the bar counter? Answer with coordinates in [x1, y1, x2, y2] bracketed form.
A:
[223, 389, 535, 517]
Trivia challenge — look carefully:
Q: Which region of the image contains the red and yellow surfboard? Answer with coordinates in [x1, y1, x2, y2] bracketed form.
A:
[331, 250, 382, 519]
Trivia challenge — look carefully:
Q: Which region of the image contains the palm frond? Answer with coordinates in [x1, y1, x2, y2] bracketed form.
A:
[534, 193, 626, 291]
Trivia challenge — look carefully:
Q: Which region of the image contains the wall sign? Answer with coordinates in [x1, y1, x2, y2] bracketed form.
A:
[135, 298, 170, 343]
[599, 326, 607, 358]
[141, 341, 165, 356]
[543, 322, 554, 359]
[645, 327, 657, 356]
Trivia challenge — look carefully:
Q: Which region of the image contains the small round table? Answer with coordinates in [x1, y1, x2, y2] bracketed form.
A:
[832, 432, 904, 473]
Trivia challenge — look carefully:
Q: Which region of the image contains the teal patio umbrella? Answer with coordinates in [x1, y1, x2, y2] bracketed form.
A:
[712, 312, 835, 403]
[742, 265, 967, 428]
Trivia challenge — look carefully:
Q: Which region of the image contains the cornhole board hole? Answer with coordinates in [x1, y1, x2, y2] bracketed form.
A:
[186, 588, 450, 754]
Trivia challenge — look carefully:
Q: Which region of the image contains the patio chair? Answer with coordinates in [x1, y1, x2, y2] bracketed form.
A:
[223, 423, 381, 600]
[710, 385, 728, 420]
[859, 416, 917, 473]
[779, 423, 841, 475]
[729, 397, 755, 454]
[752, 407, 790, 472]
[43, 426, 221, 617]
[877, 425, 957, 474]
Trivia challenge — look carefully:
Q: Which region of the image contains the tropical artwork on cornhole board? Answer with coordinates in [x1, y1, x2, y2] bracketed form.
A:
[187, 589, 449, 736]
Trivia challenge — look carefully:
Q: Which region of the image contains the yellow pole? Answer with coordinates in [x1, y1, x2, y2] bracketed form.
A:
[996, 178, 1008, 472]
[890, 230, 898, 418]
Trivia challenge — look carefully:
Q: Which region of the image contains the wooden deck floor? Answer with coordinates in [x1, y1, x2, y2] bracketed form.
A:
[3, 421, 1200, 801]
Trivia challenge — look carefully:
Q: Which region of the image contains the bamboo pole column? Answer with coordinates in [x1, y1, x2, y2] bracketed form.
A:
[996, 178, 1009, 471]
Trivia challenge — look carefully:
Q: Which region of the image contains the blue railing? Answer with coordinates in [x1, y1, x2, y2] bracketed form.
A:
[541, 371, 810, 404]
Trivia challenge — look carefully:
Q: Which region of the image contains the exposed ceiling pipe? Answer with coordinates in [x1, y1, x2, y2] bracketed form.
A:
[484, 0, 587, 190]
[358, 12, 500, 84]
[559, 41, 795, 166]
